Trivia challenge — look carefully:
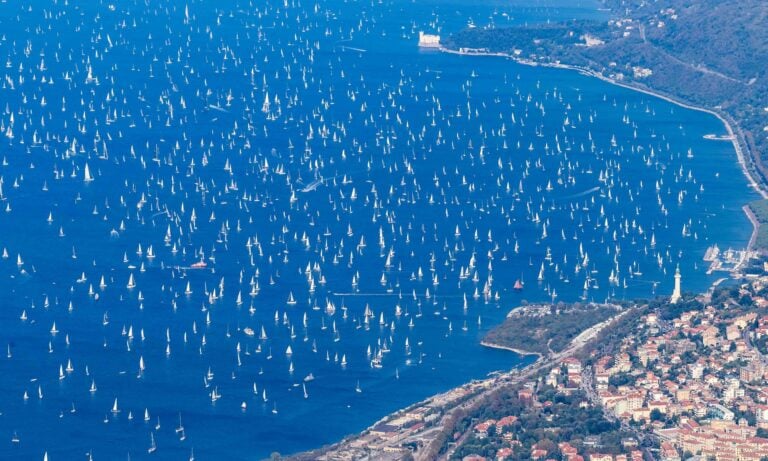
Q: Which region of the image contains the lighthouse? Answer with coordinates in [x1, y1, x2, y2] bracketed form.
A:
[670, 266, 682, 304]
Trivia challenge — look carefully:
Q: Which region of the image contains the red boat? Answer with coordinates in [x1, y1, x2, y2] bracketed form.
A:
[190, 261, 207, 269]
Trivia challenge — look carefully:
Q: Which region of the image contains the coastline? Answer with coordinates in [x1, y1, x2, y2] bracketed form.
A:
[437, 46, 768, 203]
[743, 204, 761, 253]
[437, 45, 766, 255]
[294, 308, 632, 460]
[287, 359, 539, 460]
[480, 339, 541, 358]
[290, 341, 542, 459]
[293, 43, 765, 461]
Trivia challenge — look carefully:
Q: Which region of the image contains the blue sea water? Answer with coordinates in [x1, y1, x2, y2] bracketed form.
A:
[0, 0, 758, 459]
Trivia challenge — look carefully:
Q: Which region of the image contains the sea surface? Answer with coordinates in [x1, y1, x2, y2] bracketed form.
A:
[0, 0, 758, 459]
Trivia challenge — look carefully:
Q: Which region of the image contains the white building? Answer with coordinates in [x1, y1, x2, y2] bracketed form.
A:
[670, 266, 681, 304]
[418, 32, 441, 48]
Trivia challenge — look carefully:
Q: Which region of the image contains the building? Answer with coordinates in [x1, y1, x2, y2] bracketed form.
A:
[671, 266, 682, 304]
[418, 32, 441, 48]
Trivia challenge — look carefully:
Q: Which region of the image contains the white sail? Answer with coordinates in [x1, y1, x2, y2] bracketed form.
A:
[84, 163, 94, 182]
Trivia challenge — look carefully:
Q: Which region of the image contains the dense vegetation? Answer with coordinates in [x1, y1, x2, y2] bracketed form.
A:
[750, 199, 768, 250]
[484, 303, 621, 355]
[444, 0, 768, 197]
[451, 388, 627, 460]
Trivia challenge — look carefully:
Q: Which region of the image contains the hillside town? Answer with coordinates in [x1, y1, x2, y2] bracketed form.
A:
[450, 271, 768, 461]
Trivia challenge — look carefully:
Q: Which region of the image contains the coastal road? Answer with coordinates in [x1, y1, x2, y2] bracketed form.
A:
[434, 311, 632, 461]
[304, 309, 632, 461]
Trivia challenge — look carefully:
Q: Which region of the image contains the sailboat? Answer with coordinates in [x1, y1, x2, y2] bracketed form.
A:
[84, 163, 94, 182]
[175, 413, 184, 434]
[148, 432, 157, 453]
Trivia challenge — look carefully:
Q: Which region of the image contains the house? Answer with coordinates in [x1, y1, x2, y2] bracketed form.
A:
[564, 357, 583, 374]
[559, 442, 579, 458]
[660, 442, 680, 461]
[589, 453, 613, 461]
[584, 435, 602, 447]
[755, 405, 768, 426]
[622, 438, 639, 449]
[518, 389, 534, 404]
[474, 420, 496, 438]
[497, 416, 518, 428]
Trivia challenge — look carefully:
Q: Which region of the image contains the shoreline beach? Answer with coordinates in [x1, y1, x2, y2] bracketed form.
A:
[480, 340, 541, 358]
